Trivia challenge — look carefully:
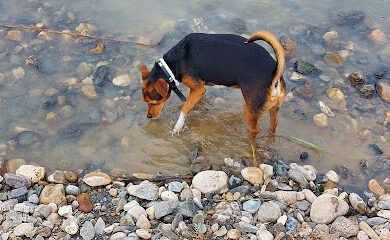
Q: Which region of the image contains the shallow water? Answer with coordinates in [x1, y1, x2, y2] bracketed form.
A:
[0, 0, 389, 186]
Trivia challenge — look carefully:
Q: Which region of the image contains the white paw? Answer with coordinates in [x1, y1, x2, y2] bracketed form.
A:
[170, 126, 183, 136]
[171, 112, 186, 136]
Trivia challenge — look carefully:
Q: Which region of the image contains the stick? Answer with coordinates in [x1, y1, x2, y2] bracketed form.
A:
[0, 24, 158, 46]
[116, 174, 194, 183]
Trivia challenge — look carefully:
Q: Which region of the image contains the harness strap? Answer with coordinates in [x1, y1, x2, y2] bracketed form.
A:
[156, 58, 186, 102]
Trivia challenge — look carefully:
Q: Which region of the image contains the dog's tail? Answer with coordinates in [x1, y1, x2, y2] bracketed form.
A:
[246, 31, 285, 87]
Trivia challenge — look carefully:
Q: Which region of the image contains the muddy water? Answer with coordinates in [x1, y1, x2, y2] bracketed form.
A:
[0, 1, 389, 184]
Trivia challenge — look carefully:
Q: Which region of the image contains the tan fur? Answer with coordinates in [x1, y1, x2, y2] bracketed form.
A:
[181, 75, 206, 115]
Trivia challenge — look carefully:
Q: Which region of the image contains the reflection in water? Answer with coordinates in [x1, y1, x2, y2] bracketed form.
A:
[0, 1, 389, 188]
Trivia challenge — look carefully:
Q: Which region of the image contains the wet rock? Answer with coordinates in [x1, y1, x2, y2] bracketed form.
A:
[77, 62, 92, 78]
[77, 193, 94, 213]
[378, 82, 390, 102]
[325, 170, 339, 182]
[368, 29, 387, 44]
[373, 156, 390, 172]
[12, 67, 25, 79]
[326, 88, 345, 102]
[280, 36, 296, 58]
[296, 81, 314, 99]
[330, 216, 359, 238]
[4, 173, 31, 188]
[348, 72, 365, 86]
[16, 165, 45, 183]
[92, 65, 109, 86]
[47, 170, 65, 184]
[81, 85, 98, 99]
[190, 156, 211, 174]
[288, 169, 309, 188]
[5, 30, 23, 41]
[359, 84, 375, 99]
[310, 193, 349, 224]
[39, 184, 66, 205]
[82, 171, 112, 187]
[290, 163, 316, 181]
[243, 199, 261, 214]
[294, 60, 320, 76]
[13, 131, 41, 147]
[368, 179, 385, 196]
[258, 201, 281, 223]
[349, 193, 367, 214]
[127, 180, 159, 200]
[300, 152, 309, 161]
[192, 170, 228, 193]
[324, 52, 344, 68]
[336, 10, 366, 25]
[113, 74, 132, 86]
[313, 113, 328, 127]
[37, 58, 59, 75]
[370, 143, 383, 155]
[323, 31, 344, 48]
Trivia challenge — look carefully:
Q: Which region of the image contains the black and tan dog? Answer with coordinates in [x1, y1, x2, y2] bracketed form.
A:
[140, 30, 286, 158]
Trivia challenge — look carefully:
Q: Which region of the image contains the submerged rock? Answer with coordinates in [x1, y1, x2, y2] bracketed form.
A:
[359, 84, 375, 99]
[348, 72, 365, 86]
[294, 60, 321, 76]
[378, 82, 390, 102]
[336, 10, 366, 25]
[280, 36, 296, 58]
[12, 131, 41, 147]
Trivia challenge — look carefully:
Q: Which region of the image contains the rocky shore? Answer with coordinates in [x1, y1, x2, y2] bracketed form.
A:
[0, 155, 390, 240]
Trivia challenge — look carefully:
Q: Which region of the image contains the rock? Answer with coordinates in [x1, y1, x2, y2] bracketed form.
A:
[153, 200, 179, 219]
[368, 29, 387, 44]
[227, 229, 241, 239]
[298, 222, 312, 236]
[13, 223, 34, 237]
[81, 85, 98, 99]
[28, 194, 39, 204]
[65, 185, 80, 196]
[348, 72, 365, 86]
[323, 31, 342, 48]
[310, 193, 349, 224]
[95, 217, 105, 235]
[6, 158, 26, 173]
[368, 179, 385, 196]
[326, 88, 345, 102]
[127, 180, 159, 200]
[325, 170, 339, 182]
[330, 216, 359, 238]
[229, 175, 243, 189]
[313, 113, 328, 127]
[380, 229, 390, 240]
[175, 201, 199, 218]
[82, 172, 111, 187]
[161, 191, 178, 201]
[280, 36, 296, 58]
[257, 225, 274, 240]
[58, 205, 72, 217]
[324, 52, 344, 67]
[288, 169, 309, 188]
[6, 30, 23, 41]
[349, 193, 366, 214]
[243, 199, 261, 214]
[378, 82, 390, 102]
[39, 184, 66, 205]
[241, 167, 264, 185]
[64, 171, 78, 183]
[47, 170, 65, 184]
[296, 82, 314, 99]
[136, 229, 151, 239]
[80, 221, 95, 240]
[4, 173, 31, 188]
[77, 62, 92, 78]
[76, 193, 94, 213]
[302, 189, 317, 203]
[275, 191, 299, 205]
[16, 165, 45, 183]
[357, 230, 369, 240]
[168, 181, 183, 193]
[359, 84, 375, 99]
[61, 216, 79, 235]
[258, 201, 281, 223]
[12, 67, 25, 79]
[235, 221, 259, 233]
[366, 217, 387, 226]
[120, 213, 135, 226]
[294, 60, 320, 76]
[214, 226, 228, 237]
[377, 210, 390, 219]
[358, 221, 380, 240]
[113, 74, 132, 86]
[290, 72, 304, 81]
[136, 214, 151, 229]
[192, 170, 228, 193]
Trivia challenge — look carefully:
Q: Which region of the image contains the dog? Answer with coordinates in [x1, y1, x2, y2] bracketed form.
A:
[140, 30, 286, 145]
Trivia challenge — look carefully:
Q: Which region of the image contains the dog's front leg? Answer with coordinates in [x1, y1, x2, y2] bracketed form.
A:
[171, 77, 205, 135]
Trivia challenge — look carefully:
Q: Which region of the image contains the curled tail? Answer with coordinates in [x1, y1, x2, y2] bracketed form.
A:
[246, 30, 285, 87]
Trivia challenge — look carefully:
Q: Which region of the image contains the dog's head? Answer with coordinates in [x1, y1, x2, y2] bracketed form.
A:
[140, 65, 171, 118]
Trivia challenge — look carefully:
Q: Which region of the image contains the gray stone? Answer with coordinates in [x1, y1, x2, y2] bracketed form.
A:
[4, 173, 31, 188]
[65, 185, 80, 196]
[234, 221, 259, 233]
[120, 214, 135, 226]
[174, 201, 199, 218]
[229, 175, 243, 189]
[34, 205, 51, 218]
[154, 200, 179, 219]
[378, 200, 390, 210]
[0, 199, 18, 211]
[127, 181, 159, 201]
[171, 213, 183, 231]
[365, 217, 388, 226]
[168, 181, 183, 193]
[286, 215, 299, 234]
[349, 193, 366, 214]
[258, 201, 282, 223]
[28, 194, 39, 204]
[94, 217, 105, 235]
[80, 221, 95, 240]
[214, 226, 228, 237]
[230, 186, 249, 196]
[243, 199, 261, 214]
[8, 186, 27, 200]
[329, 216, 359, 238]
[288, 169, 309, 188]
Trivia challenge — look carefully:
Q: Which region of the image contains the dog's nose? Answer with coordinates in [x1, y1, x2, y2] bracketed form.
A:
[147, 114, 152, 118]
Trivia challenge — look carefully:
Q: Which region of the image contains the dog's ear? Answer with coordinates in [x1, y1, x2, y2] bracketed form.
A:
[154, 78, 169, 97]
[139, 65, 150, 80]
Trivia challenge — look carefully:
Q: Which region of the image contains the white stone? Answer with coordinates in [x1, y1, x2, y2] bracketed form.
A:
[310, 193, 349, 224]
[302, 189, 317, 203]
[136, 229, 152, 239]
[325, 170, 339, 182]
[192, 171, 228, 194]
[61, 216, 79, 235]
[113, 74, 132, 86]
[12, 67, 25, 80]
[136, 214, 151, 230]
[13, 223, 34, 237]
[58, 205, 73, 217]
[16, 165, 45, 183]
[160, 191, 178, 201]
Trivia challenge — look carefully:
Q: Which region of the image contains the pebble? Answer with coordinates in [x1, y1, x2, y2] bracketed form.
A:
[349, 193, 367, 214]
[61, 216, 79, 235]
[4, 173, 31, 188]
[241, 167, 264, 185]
[192, 170, 228, 193]
[12, 67, 25, 80]
[39, 184, 66, 205]
[258, 201, 282, 223]
[110, 232, 127, 240]
[243, 199, 261, 213]
[227, 229, 241, 239]
[359, 221, 381, 240]
[81, 85, 98, 99]
[47, 170, 66, 184]
[136, 214, 151, 229]
[16, 165, 45, 183]
[76, 193, 94, 213]
[5, 30, 23, 41]
[329, 216, 359, 238]
[288, 169, 309, 188]
[161, 191, 178, 201]
[368, 179, 385, 196]
[136, 229, 152, 239]
[113, 74, 132, 86]
[368, 29, 387, 44]
[13, 222, 34, 237]
[80, 221, 95, 240]
[77, 62, 92, 78]
[65, 185, 80, 196]
[313, 113, 328, 127]
[378, 82, 390, 102]
[310, 194, 349, 224]
[127, 180, 159, 200]
[83, 172, 112, 187]
[6, 158, 26, 173]
[325, 170, 339, 182]
[168, 181, 183, 192]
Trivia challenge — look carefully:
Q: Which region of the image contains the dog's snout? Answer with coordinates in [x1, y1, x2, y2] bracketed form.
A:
[147, 114, 152, 118]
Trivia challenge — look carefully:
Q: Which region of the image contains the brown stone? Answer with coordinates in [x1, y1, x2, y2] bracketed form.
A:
[6, 158, 26, 173]
[39, 184, 66, 205]
[368, 29, 387, 44]
[324, 52, 344, 68]
[280, 36, 296, 58]
[64, 171, 78, 183]
[5, 30, 23, 41]
[90, 43, 105, 54]
[76, 193, 94, 213]
[378, 82, 390, 102]
[296, 82, 314, 99]
[47, 170, 66, 184]
[369, 179, 385, 196]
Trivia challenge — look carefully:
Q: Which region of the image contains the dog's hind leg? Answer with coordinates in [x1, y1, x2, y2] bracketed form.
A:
[171, 75, 205, 135]
[244, 102, 261, 164]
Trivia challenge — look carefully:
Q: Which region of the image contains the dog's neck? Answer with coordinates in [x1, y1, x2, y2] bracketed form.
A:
[150, 55, 179, 83]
